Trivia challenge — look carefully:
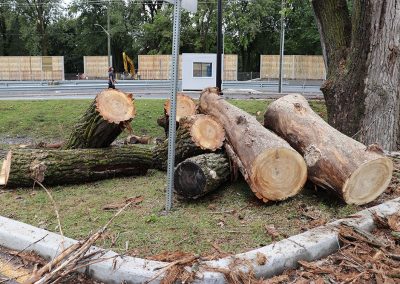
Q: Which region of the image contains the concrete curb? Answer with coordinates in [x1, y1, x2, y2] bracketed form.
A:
[0, 197, 399, 283]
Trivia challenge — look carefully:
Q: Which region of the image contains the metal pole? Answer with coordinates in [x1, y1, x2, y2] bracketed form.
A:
[216, 0, 222, 92]
[165, 0, 182, 212]
[278, 0, 285, 93]
[107, 2, 111, 67]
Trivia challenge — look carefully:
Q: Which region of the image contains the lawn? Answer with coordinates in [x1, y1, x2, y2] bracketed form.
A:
[0, 98, 390, 258]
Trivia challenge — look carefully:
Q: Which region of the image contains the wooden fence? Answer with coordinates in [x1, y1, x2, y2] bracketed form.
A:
[260, 55, 326, 80]
[83, 56, 112, 79]
[0, 56, 64, 80]
[137, 54, 238, 80]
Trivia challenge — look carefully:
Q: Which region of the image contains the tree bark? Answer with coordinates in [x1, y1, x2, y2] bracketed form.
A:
[0, 145, 153, 188]
[153, 114, 225, 170]
[311, 0, 400, 150]
[63, 89, 136, 149]
[264, 94, 393, 205]
[199, 88, 307, 202]
[174, 153, 230, 199]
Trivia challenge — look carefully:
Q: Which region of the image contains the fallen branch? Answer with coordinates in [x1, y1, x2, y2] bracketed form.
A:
[23, 201, 134, 284]
[34, 181, 64, 238]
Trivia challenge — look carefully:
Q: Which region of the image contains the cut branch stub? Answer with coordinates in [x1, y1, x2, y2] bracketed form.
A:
[153, 114, 225, 170]
[183, 114, 225, 151]
[199, 87, 307, 202]
[264, 94, 393, 205]
[164, 93, 197, 122]
[64, 89, 136, 149]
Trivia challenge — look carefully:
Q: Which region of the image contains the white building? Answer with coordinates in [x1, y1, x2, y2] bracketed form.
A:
[182, 53, 219, 91]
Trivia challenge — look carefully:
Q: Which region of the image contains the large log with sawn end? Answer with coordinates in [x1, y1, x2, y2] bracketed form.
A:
[199, 87, 307, 202]
[174, 153, 230, 199]
[0, 146, 152, 188]
[264, 94, 393, 205]
[153, 114, 225, 170]
[63, 89, 136, 149]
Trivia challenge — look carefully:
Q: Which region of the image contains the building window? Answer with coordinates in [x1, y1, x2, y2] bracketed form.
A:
[193, 62, 212, 77]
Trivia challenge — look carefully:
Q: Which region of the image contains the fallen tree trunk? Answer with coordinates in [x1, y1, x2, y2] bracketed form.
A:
[157, 93, 197, 136]
[174, 153, 230, 199]
[153, 114, 225, 170]
[64, 89, 136, 149]
[0, 145, 153, 188]
[264, 94, 393, 205]
[199, 88, 307, 202]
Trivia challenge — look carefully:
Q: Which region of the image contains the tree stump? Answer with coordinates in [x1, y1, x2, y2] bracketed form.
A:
[64, 89, 136, 149]
[153, 114, 225, 170]
[264, 94, 393, 205]
[0, 145, 153, 188]
[174, 153, 230, 199]
[157, 93, 197, 136]
[199, 87, 307, 202]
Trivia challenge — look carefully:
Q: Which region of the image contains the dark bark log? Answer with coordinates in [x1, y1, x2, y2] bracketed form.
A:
[153, 114, 225, 170]
[174, 153, 230, 199]
[199, 88, 307, 202]
[1, 145, 153, 188]
[264, 94, 393, 205]
[312, 0, 400, 150]
[63, 89, 136, 149]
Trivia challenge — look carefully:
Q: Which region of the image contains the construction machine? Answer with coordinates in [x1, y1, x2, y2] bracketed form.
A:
[122, 52, 136, 79]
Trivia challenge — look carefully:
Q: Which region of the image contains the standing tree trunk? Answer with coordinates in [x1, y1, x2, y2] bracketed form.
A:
[264, 94, 393, 205]
[153, 114, 225, 170]
[0, 146, 153, 188]
[312, 0, 400, 150]
[199, 88, 307, 202]
[174, 153, 230, 199]
[63, 89, 136, 149]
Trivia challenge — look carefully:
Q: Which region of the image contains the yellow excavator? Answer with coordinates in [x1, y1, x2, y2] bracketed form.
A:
[122, 52, 136, 79]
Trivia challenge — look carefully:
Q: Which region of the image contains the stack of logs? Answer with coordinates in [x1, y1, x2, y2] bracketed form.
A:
[0, 88, 393, 205]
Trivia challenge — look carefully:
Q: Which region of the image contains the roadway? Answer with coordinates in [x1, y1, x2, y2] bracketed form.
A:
[0, 80, 323, 100]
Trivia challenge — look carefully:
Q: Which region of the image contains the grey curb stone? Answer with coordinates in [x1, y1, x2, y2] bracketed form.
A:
[0, 197, 399, 283]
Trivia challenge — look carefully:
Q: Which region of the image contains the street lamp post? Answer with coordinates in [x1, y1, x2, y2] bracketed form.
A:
[216, 0, 223, 93]
[278, 0, 285, 93]
[94, 21, 111, 67]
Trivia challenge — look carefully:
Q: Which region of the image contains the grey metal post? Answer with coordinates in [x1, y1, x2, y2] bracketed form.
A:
[166, 0, 182, 212]
[278, 0, 285, 93]
[107, 2, 111, 67]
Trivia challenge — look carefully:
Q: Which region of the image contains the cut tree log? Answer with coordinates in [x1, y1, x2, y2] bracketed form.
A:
[158, 93, 197, 136]
[63, 89, 136, 149]
[0, 145, 153, 188]
[199, 87, 307, 202]
[174, 153, 230, 199]
[264, 94, 393, 205]
[153, 114, 225, 170]
[124, 134, 151, 145]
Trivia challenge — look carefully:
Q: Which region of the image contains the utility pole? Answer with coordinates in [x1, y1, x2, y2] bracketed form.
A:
[216, 0, 222, 93]
[107, 1, 111, 67]
[278, 0, 285, 93]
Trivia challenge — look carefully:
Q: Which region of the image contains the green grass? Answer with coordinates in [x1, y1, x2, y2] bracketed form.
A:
[0, 98, 359, 258]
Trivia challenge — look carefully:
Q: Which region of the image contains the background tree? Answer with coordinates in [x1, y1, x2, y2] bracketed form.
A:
[312, 0, 400, 150]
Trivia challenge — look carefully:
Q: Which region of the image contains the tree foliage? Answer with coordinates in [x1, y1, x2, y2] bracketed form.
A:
[0, 0, 321, 73]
